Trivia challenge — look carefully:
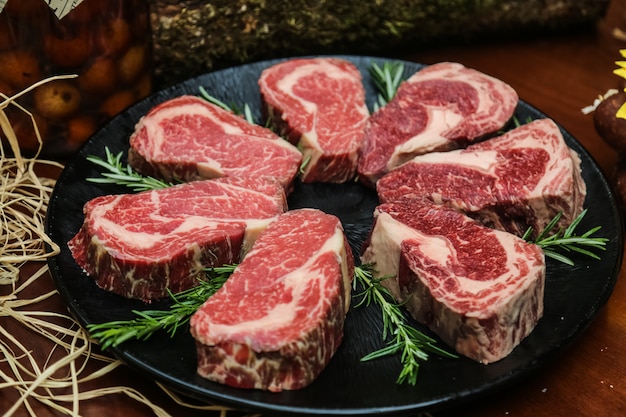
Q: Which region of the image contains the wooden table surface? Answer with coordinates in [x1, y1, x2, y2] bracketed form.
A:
[3, 17, 626, 417]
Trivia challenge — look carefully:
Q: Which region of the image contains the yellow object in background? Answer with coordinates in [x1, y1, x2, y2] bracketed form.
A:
[615, 49, 626, 120]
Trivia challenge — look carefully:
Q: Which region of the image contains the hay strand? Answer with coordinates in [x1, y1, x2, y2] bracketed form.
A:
[0, 80, 239, 417]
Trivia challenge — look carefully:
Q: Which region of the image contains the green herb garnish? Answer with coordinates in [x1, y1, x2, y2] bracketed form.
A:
[512, 115, 535, 126]
[299, 154, 311, 175]
[369, 61, 405, 111]
[353, 264, 457, 385]
[86, 265, 235, 349]
[523, 209, 608, 266]
[198, 86, 255, 124]
[86, 147, 173, 192]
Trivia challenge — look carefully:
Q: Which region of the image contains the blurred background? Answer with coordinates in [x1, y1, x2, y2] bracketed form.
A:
[0, 0, 617, 157]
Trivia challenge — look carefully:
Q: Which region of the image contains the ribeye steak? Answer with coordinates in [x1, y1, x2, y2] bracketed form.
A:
[358, 62, 518, 184]
[377, 118, 587, 237]
[190, 208, 354, 391]
[361, 200, 545, 364]
[259, 58, 369, 183]
[68, 177, 287, 301]
[128, 95, 302, 191]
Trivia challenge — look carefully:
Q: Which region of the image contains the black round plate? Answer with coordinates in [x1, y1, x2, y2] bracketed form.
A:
[46, 56, 624, 416]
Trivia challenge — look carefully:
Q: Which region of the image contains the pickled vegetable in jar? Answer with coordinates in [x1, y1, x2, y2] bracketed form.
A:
[0, 0, 152, 158]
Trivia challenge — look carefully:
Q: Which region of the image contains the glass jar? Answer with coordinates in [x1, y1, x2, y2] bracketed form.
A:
[0, 0, 152, 158]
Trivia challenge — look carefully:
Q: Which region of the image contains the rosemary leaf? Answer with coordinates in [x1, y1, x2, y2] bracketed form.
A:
[524, 209, 608, 265]
[353, 264, 457, 385]
[369, 62, 405, 112]
[86, 147, 173, 192]
[542, 250, 576, 266]
[87, 265, 235, 349]
[243, 103, 254, 125]
[299, 154, 312, 175]
[198, 86, 255, 124]
[198, 86, 230, 110]
[511, 115, 535, 128]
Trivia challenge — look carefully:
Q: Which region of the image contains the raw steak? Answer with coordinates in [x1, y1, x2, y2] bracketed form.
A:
[68, 177, 287, 301]
[358, 62, 518, 185]
[128, 95, 302, 191]
[258, 58, 369, 183]
[361, 200, 545, 364]
[377, 118, 587, 237]
[190, 209, 354, 391]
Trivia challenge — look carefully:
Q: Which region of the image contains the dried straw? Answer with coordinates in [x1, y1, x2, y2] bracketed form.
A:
[0, 79, 239, 417]
[0, 77, 65, 286]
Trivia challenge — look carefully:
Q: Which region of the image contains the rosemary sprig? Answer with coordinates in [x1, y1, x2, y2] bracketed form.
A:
[198, 86, 255, 124]
[86, 147, 173, 192]
[86, 265, 235, 349]
[512, 115, 534, 127]
[522, 209, 608, 266]
[299, 154, 311, 175]
[353, 264, 457, 385]
[369, 61, 405, 111]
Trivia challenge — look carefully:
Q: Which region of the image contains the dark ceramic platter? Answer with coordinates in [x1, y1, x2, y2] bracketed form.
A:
[46, 56, 624, 416]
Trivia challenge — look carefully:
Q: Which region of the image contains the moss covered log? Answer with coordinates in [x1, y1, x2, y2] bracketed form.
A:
[150, 0, 609, 86]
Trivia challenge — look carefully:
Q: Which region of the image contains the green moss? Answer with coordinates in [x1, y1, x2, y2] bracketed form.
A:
[150, 0, 609, 86]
